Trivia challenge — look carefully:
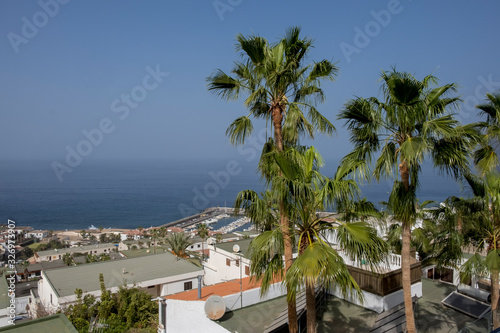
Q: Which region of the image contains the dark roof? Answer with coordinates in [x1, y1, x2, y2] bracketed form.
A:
[0, 313, 78, 332]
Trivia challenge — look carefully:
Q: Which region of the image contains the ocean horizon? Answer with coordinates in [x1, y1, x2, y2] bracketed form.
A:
[0, 158, 464, 231]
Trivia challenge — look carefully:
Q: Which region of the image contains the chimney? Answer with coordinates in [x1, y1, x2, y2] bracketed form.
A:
[197, 275, 203, 299]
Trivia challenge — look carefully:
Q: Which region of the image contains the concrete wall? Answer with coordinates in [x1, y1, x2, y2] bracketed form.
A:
[223, 282, 286, 311]
[15, 295, 29, 315]
[160, 277, 199, 296]
[329, 282, 423, 313]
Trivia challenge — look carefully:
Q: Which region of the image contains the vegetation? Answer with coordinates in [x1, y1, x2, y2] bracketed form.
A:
[197, 223, 209, 260]
[65, 274, 158, 333]
[99, 233, 121, 244]
[247, 147, 387, 332]
[63, 252, 74, 266]
[446, 92, 500, 329]
[338, 69, 476, 332]
[85, 253, 111, 263]
[34, 239, 67, 252]
[165, 232, 195, 259]
[208, 26, 337, 333]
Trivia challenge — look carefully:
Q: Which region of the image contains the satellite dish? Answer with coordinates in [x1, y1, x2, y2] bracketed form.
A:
[204, 295, 226, 320]
[233, 244, 240, 253]
[207, 238, 214, 245]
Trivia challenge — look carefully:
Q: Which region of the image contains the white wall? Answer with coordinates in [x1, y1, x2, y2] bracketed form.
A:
[160, 277, 199, 296]
[38, 274, 60, 313]
[15, 295, 29, 315]
[204, 246, 250, 285]
[329, 282, 423, 313]
[165, 299, 230, 333]
[223, 282, 286, 311]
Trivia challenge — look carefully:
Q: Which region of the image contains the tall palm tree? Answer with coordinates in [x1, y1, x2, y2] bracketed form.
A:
[338, 69, 476, 333]
[150, 228, 161, 254]
[197, 223, 209, 260]
[458, 172, 500, 328]
[208, 27, 338, 332]
[249, 146, 387, 333]
[473, 92, 500, 174]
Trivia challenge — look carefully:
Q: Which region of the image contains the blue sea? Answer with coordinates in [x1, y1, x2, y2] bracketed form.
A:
[0, 158, 465, 231]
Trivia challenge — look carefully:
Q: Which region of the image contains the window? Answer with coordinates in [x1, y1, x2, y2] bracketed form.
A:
[197, 244, 201, 248]
[245, 265, 250, 276]
[226, 258, 230, 266]
[184, 281, 193, 291]
[235, 259, 239, 267]
[148, 285, 155, 289]
[50, 294, 53, 304]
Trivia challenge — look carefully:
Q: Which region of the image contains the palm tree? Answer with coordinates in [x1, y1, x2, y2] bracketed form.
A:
[457, 172, 500, 328]
[150, 228, 161, 254]
[338, 69, 476, 333]
[250, 146, 387, 332]
[473, 92, 500, 174]
[235, 190, 278, 232]
[208, 27, 337, 333]
[62, 253, 74, 266]
[215, 233, 223, 244]
[165, 232, 196, 259]
[159, 226, 167, 245]
[197, 223, 209, 260]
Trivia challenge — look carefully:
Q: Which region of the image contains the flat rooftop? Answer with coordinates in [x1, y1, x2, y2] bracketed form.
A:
[215, 238, 254, 259]
[216, 278, 490, 333]
[0, 313, 77, 332]
[165, 276, 281, 301]
[44, 252, 203, 297]
[36, 243, 116, 257]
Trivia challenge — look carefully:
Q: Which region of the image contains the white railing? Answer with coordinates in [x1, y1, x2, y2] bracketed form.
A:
[388, 253, 402, 268]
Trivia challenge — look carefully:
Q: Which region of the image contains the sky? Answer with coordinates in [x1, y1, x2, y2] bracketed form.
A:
[1, 0, 500, 165]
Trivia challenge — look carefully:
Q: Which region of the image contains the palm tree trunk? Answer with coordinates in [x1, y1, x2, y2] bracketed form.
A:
[492, 269, 500, 329]
[273, 103, 298, 333]
[282, 202, 298, 333]
[400, 159, 417, 333]
[201, 238, 204, 261]
[306, 281, 316, 333]
[402, 222, 416, 333]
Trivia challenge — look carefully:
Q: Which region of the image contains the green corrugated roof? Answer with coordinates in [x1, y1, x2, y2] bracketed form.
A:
[0, 275, 10, 308]
[44, 252, 202, 297]
[0, 313, 78, 332]
[215, 238, 253, 259]
[36, 243, 116, 257]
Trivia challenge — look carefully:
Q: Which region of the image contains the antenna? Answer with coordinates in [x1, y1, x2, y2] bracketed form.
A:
[204, 295, 226, 320]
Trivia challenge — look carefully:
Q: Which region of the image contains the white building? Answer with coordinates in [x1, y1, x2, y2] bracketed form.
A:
[37, 252, 204, 314]
[26, 230, 49, 240]
[203, 238, 253, 285]
[34, 243, 116, 262]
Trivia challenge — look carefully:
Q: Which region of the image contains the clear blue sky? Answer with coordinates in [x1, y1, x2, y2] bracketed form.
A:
[1, 0, 499, 163]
